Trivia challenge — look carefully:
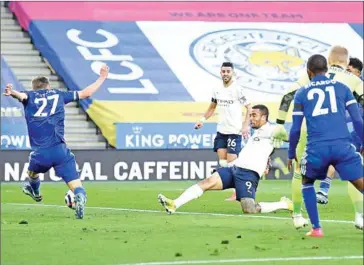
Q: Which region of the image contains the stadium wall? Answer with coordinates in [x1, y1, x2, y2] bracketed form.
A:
[0, 149, 291, 182]
[7, 2, 363, 149]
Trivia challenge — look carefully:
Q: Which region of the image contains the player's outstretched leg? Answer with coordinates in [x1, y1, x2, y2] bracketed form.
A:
[249, 196, 293, 213]
[158, 169, 230, 214]
[316, 166, 335, 204]
[22, 171, 42, 202]
[233, 168, 294, 214]
[302, 176, 323, 237]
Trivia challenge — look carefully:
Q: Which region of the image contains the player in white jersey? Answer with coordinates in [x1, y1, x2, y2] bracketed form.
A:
[195, 62, 251, 168]
[195, 62, 251, 201]
[159, 105, 292, 215]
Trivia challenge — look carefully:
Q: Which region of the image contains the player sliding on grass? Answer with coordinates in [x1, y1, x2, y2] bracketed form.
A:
[3, 64, 109, 219]
[288, 54, 364, 237]
[159, 105, 293, 215]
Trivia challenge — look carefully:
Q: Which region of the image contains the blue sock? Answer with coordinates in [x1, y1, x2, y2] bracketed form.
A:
[319, 177, 331, 195]
[302, 184, 321, 229]
[74, 187, 86, 198]
[28, 176, 40, 194]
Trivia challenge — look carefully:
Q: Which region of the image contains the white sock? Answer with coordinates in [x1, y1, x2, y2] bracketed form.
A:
[174, 184, 204, 209]
[227, 161, 236, 167]
[259, 201, 287, 213]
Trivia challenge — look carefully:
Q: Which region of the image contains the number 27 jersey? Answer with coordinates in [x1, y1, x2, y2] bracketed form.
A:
[294, 75, 355, 146]
[22, 89, 79, 149]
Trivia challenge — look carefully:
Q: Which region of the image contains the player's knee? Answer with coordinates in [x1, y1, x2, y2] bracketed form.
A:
[219, 160, 228, 167]
[199, 175, 221, 191]
[241, 198, 258, 214]
[242, 207, 254, 214]
[27, 171, 38, 179]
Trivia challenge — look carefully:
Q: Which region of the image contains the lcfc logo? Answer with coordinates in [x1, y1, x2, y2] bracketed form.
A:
[190, 29, 331, 95]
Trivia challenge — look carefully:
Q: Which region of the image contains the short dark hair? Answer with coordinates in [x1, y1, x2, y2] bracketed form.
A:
[349, 57, 363, 72]
[307, 54, 328, 74]
[31, 76, 50, 90]
[221, 62, 234, 69]
[253, 104, 269, 121]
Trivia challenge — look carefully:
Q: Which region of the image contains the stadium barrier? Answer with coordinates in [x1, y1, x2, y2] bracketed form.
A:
[0, 149, 291, 182]
[115, 122, 291, 149]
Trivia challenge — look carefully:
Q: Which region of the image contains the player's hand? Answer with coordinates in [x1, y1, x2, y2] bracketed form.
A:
[194, 121, 203, 130]
[272, 124, 288, 142]
[99, 64, 109, 79]
[241, 125, 250, 139]
[271, 138, 283, 148]
[263, 157, 272, 175]
[287, 157, 297, 172]
[3, 83, 13, 96]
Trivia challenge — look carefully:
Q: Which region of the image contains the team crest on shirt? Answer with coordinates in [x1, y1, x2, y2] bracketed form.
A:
[190, 29, 331, 95]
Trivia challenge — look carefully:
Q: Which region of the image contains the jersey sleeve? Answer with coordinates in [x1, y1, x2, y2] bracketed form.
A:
[353, 81, 363, 106]
[238, 86, 250, 106]
[292, 88, 304, 114]
[60, 90, 79, 104]
[20, 90, 30, 106]
[211, 88, 217, 103]
[345, 85, 357, 108]
[277, 72, 309, 124]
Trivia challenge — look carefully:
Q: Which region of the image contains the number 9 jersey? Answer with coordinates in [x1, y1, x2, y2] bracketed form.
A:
[22, 89, 79, 149]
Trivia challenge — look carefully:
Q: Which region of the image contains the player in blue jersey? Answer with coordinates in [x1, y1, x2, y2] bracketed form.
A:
[288, 54, 364, 237]
[3, 64, 109, 219]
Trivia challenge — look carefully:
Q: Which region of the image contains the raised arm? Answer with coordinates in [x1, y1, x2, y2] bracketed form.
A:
[272, 73, 310, 143]
[78, 64, 109, 100]
[3, 84, 28, 102]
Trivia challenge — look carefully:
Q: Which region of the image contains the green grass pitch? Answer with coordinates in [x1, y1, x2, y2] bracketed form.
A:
[1, 180, 363, 265]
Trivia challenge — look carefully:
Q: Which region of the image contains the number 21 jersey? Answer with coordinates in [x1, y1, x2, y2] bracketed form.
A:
[294, 75, 356, 146]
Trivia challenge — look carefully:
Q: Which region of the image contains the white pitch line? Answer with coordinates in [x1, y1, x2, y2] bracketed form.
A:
[2, 203, 354, 224]
[115, 256, 364, 265]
